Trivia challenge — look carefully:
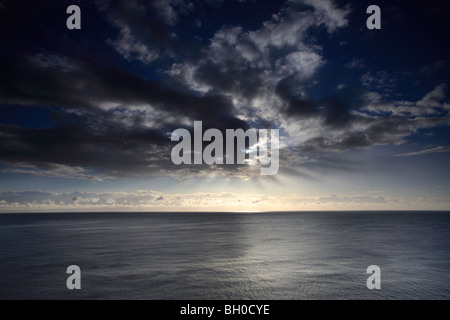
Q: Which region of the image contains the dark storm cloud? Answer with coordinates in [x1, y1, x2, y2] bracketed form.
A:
[0, 120, 169, 177]
[0, 102, 255, 179]
[276, 77, 365, 128]
[0, 55, 240, 123]
[0, 0, 261, 179]
[275, 76, 321, 118]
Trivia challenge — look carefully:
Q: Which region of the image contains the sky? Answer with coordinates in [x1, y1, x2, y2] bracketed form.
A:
[0, 0, 449, 212]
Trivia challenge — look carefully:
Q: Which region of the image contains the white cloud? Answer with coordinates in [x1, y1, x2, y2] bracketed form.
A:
[276, 51, 324, 78]
[152, 0, 194, 26]
[361, 71, 397, 93]
[393, 146, 450, 157]
[299, 0, 351, 32]
[98, 0, 159, 64]
[362, 84, 449, 118]
[173, 0, 350, 83]
[344, 58, 365, 70]
[108, 26, 158, 64]
[152, 0, 179, 26]
[417, 83, 447, 107]
[169, 0, 350, 134]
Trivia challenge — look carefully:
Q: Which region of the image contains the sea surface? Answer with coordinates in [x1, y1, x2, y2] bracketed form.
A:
[0, 211, 449, 300]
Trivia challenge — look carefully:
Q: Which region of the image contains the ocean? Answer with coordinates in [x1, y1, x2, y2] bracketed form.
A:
[0, 211, 449, 300]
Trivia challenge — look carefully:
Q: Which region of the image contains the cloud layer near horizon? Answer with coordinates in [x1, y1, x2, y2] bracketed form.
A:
[1, 189, 448, 212]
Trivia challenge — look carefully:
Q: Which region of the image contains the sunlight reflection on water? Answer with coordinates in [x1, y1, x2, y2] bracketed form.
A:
[0, 211, 449, 299]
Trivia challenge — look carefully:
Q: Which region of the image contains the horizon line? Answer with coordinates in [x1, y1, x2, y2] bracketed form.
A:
[1, 209, 449, 215]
